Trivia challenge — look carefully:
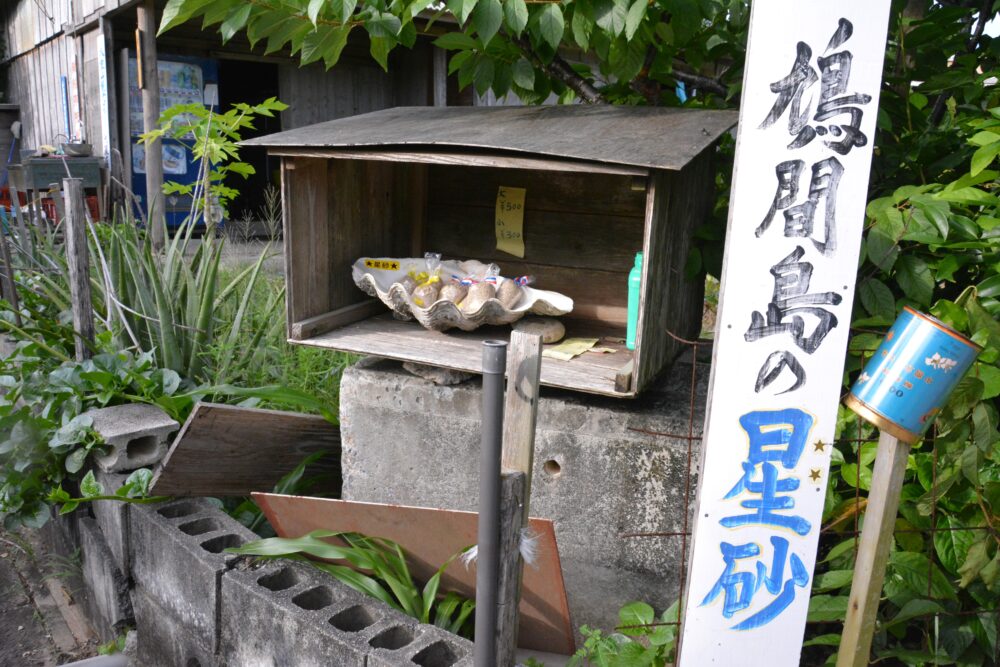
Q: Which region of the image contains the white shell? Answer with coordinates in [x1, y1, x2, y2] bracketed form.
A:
[352, 257, 574, 332]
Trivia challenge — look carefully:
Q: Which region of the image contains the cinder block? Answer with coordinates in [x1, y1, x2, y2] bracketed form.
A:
[340, 357, 708, 635]
[90, 470, 130, 575]
[220, 559, 418, 666]
[77, 516, 134, 641]
[87, 403, 178, 472]
[129, 498, 257, 653]
[367, 624, 473, 667]
[133, 589, 212, 667]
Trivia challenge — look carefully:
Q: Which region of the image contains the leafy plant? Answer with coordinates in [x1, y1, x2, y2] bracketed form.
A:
[227, 530, 476, 637]
[568, 601, 679, 667]
[140, 97, 287, 226]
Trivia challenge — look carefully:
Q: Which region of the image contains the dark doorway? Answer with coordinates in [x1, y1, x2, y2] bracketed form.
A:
[218, 59, 281, 230]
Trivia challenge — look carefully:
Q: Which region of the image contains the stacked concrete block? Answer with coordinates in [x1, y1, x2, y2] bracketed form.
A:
[133, 589, 215, 667]
[86, 403, 178, 472]
[77, 516, 134, 642]
[339, 357, 709, 635]
[90, 470, 130, 575]
[367, 625, 474, 667]
[129, 498, 258, 662]
[222, 559, 431, 666]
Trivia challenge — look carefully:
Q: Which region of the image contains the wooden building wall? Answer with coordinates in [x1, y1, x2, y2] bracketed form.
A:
[3, 33, 77, 150]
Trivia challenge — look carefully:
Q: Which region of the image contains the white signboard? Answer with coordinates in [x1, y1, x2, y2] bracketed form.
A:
[677, 2, 891, 665]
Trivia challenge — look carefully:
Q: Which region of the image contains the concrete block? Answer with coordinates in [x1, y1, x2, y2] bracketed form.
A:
[86, 403, 178, 472]
[367, 625, 473, 667]
[78, 516, 134, 641]
[133, 589, 212, 667]
[129, 498, 257, 652]
[90, 470, 130, 575]
[340, 357, 708, 636]
[220, 559, 418, 666]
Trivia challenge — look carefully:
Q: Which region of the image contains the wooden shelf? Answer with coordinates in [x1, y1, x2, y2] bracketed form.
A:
[295, 312, 636, 397]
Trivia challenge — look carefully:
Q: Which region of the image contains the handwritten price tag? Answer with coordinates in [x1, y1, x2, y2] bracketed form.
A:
[495, 186, 526, 258]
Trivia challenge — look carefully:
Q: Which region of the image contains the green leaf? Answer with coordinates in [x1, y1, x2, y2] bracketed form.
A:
[472, 0, 502, 45]
[434, 32, 478, 50]
[447, 0, 478, 25]
[802, 634, 842, 647]
[571, 5, 592, 48]
[894, 255, 934, 306]
[593, 0, 627, 36]
[934, 515, 977, 574]
[976, 363, 1000, 399]
[946, 376, 984, 420]
[958, 539, 991, 587]
[300, 25, 352, 68]
[220, 4, 252, 41]
[537, 4, 565, 50]
[840, 462, 872, 490]
[512, 58, 535, 89]
[473, 57, 494, 96]
[812, 569, 854, 592]
[306, 0, 325, 25]
[858, 278, 896, 320]
[64, 447, 88, 474]
[807, 595, 849, 622]
[80, 470, 104, 498]
[618, 601, 655, 634]
[885, 598, 945, 627]
[367, 12, 402, 38]
[971, 140, 1000, 176]
[961, 444, 981, 484]
[624, 0, 646, 40]
[887, 551, 957, 600]
[503, 0, 528, 36]
[866, 227, 899, 272]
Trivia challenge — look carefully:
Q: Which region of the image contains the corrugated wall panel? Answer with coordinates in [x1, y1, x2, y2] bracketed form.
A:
[5, 34, 76, 149]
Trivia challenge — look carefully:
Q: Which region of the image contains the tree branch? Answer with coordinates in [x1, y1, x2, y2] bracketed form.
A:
[671, 68, 729, 97]
[514, 36, 607, 104]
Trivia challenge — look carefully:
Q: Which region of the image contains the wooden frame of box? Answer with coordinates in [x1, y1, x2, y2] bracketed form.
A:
[246, 106, 736, 398]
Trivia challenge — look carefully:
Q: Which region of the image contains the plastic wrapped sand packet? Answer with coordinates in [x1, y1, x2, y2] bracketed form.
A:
[497, 275, 532, 309]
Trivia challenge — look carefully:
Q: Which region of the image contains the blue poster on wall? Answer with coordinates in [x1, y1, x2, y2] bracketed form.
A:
[127, 54, 219, 229]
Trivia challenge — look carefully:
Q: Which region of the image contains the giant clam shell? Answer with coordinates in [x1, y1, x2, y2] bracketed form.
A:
[352, 257, 574, 332]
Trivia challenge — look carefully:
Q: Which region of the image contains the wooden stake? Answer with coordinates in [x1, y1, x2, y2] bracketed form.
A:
[496, 470, 526, 667]
[0, 219, 21, 327]
[837, 430, 911, 667]
[136, 0, 165, 249]
[501, 330, 542, 522]
[63, 178, 94, 361]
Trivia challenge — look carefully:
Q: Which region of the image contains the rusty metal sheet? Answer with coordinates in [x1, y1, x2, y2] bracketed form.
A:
[253, 492, 574, 655]
[242, 105, 738, 172]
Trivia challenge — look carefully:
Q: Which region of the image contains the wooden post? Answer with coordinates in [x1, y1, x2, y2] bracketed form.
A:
[136, 0, 164, 249]
[7, 167, 33, 260]
[496, 330, 542, 665]
[495, 470, 526, 667]
[0, 222, 21, 327]
[836, 431, 911, 667]
[63, 178, 94, 360]
[501, 330, 543, 522]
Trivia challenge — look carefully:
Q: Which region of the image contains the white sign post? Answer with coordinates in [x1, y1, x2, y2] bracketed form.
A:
[677, 2, 892, 665]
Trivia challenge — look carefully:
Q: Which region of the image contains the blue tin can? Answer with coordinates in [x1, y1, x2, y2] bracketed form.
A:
[846, 307, 981, 443]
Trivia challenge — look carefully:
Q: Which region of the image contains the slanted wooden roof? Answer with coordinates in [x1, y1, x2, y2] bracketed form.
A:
[243, 105, 737, 171]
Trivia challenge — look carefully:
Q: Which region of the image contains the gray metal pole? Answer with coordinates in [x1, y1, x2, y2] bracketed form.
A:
[475, 339, 507, 667]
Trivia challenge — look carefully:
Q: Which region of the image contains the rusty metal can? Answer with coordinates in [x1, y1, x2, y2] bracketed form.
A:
[845, 306, 981, 443]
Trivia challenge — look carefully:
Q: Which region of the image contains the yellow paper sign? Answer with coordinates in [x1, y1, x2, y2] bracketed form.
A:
[495, 186, 526, 258]
[364, 258, 400, 271]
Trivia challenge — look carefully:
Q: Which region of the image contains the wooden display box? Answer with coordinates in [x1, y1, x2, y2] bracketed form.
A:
[246, 106, 736, 397]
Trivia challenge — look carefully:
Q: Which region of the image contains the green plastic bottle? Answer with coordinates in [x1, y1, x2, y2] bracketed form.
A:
[626, 252, 642, 350]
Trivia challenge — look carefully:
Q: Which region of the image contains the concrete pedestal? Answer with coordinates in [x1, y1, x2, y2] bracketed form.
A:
[339, 356, 708, 638]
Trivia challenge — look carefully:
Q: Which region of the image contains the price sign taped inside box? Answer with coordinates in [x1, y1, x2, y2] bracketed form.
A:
[364, 259, 400, 271]
[496, 186, 526, 258]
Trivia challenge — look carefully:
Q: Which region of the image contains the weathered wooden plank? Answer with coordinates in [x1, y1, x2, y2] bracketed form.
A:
[495, 471, 526, 666]
[837, 432, 911, 667]
[267, 148, 648, 177]
[244, 105, 738, 173]
[149, 402, 341, 497]
[63, 178, 93, 360]
[284, 157, 331, 323]
[426, 203, 644, 273]
[289, 299, 384, 340]
[427, 165, 647, 218]
[500, 331, 542, 518]
[300, 313, 633, 397]
[633, 153, 713, 394]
